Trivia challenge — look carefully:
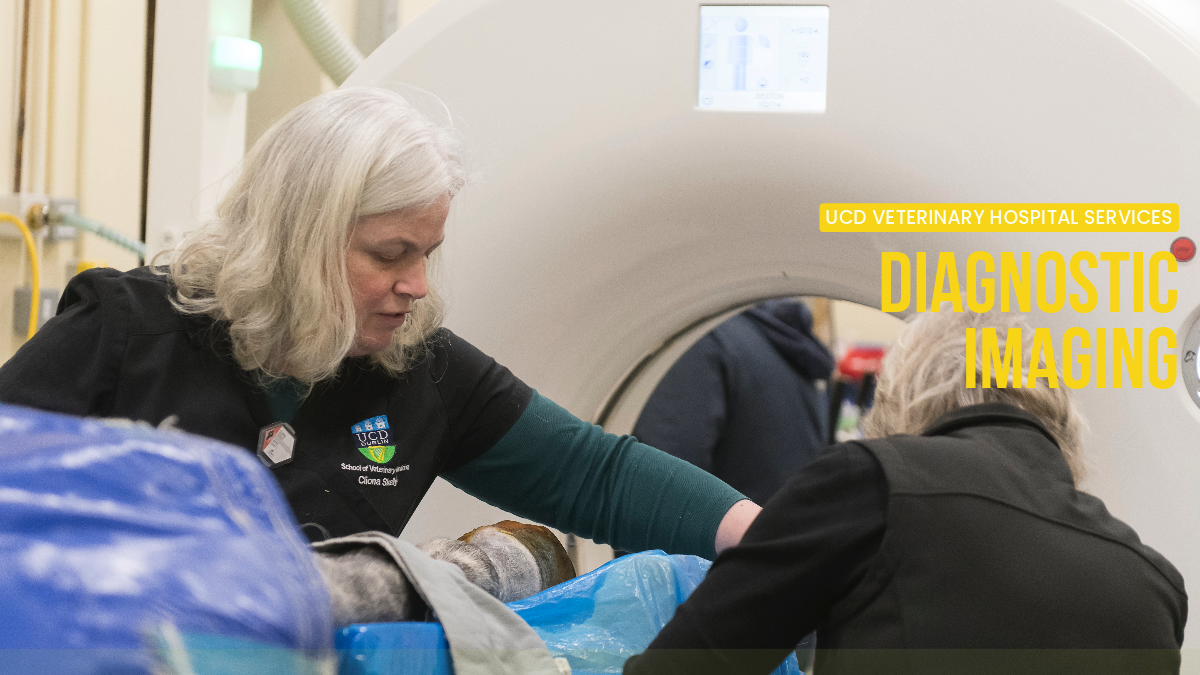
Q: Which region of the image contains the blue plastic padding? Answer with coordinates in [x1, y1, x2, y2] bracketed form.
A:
[337, 622, 452, 675]
[0, 404, 332, 675]
[510, 551, 800, 675]
[338, 551, 800, 675]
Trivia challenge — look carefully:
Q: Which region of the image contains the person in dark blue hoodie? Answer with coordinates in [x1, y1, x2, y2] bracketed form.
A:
[632, 298, 835, 505]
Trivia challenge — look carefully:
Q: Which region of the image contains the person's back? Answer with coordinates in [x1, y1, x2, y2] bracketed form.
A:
[633, 299, 832, 504]
[821, 405, 1186, 674]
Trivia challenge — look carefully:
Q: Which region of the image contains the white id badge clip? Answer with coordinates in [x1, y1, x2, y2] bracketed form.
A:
[257, 422, 296, 468]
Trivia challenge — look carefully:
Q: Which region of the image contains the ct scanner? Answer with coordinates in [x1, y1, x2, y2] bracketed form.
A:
[343, 0, 1200, 647]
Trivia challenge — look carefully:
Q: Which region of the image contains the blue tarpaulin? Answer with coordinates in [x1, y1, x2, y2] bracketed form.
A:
[0, 404, 332, 675]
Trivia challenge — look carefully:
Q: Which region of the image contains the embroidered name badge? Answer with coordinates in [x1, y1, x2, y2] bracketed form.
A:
[351, 415, 395, 464]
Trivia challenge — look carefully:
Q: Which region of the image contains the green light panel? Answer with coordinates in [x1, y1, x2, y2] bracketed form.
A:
[210, 36, 262, 72]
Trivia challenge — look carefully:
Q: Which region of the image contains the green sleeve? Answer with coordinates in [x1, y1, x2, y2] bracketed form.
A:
[441, 392, 746, 560]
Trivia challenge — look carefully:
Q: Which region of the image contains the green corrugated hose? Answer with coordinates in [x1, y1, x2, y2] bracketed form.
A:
[58, 212, 147, 258]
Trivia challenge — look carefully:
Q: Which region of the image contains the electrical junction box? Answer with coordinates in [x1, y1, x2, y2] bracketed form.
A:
[0, 193, 47, 239]
[45, 198, 78, 243]
[0, 194, 77, 242]
[13, 286, 61, 335]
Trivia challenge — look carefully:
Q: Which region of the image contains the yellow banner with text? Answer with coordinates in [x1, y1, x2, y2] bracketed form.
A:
[819, 203, 1178, 232]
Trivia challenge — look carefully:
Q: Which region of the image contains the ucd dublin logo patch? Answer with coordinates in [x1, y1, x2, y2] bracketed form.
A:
[351, 415, 395, 464]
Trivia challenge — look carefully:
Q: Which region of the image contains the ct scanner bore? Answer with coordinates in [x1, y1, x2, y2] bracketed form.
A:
[347, 0, 1200, 647]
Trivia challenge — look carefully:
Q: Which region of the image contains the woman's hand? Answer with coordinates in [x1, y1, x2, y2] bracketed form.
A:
[714, 499, 762, 555]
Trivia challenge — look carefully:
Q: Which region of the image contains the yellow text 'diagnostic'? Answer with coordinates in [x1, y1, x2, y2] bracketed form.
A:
[819, 203, 1178, 232]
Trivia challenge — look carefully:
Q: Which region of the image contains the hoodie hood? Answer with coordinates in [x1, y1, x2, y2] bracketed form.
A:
[743, 299, 835, 381]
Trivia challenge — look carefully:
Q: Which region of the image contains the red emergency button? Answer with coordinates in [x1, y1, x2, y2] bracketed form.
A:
[1171, 237, 1195, 263]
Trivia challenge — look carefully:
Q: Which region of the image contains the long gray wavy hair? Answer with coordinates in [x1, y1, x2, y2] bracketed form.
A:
[158, 87, 465, 384]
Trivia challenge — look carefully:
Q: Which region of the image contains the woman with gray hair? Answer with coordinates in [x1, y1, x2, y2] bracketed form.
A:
[625, 310, 1187, 675]
[0, 87, 759, 560]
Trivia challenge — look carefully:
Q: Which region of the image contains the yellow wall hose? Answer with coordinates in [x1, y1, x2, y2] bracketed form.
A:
[0, 212, 40, 340]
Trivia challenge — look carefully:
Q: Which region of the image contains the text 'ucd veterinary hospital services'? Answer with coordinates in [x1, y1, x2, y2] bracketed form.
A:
[818, 203, 1185, 391]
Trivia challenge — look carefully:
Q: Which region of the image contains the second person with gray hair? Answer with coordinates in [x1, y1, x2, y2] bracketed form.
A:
[624, 309, 1187, 675]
